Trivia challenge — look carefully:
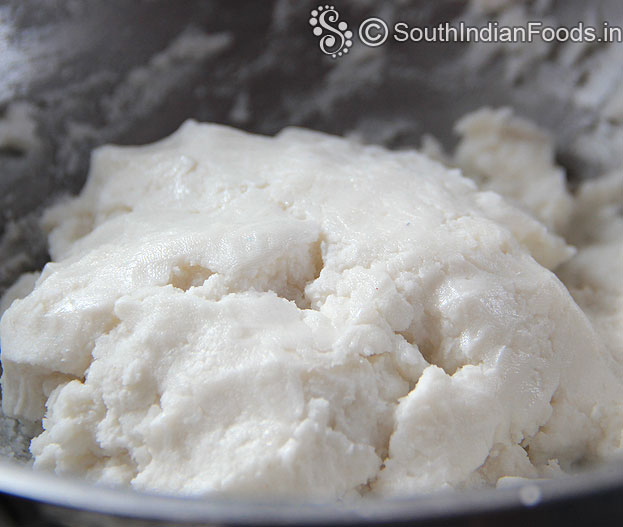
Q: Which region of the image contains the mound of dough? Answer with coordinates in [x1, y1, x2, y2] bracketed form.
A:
[1, 120, 622, 498]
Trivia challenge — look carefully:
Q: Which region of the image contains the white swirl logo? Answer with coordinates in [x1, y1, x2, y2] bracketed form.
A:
[309, 5, 354, 58]
[359, 17, 389, 47]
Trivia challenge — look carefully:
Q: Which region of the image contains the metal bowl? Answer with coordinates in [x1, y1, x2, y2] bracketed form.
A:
[0, 1, 622, 525]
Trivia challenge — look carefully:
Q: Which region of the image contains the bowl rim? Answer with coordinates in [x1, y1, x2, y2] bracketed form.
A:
[0, 457, 622, 524]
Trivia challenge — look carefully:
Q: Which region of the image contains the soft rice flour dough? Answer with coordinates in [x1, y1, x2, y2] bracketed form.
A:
[1, 112, 622, 498]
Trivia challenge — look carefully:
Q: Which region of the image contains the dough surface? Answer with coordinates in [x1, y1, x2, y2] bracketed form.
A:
[1, 116, 622, 498]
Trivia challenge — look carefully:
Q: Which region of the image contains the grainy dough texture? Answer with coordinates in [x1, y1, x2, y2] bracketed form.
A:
[1, 111, 622, 498]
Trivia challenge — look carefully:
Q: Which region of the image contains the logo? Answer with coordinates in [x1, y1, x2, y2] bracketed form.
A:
[309, 5, 353, 58]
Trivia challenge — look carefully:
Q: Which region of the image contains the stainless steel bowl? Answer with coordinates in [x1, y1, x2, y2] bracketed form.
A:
[0, 1, 622, 525]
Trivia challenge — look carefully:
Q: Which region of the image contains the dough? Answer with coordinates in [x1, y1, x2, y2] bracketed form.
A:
[1, 116, 622, 498]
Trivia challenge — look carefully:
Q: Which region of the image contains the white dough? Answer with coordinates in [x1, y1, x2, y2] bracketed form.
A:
[454, 108, 574, 235]
[1, 117, 622, 498]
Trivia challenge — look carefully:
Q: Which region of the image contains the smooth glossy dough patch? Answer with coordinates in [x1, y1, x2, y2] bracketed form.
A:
[1, 117, 622, 499]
